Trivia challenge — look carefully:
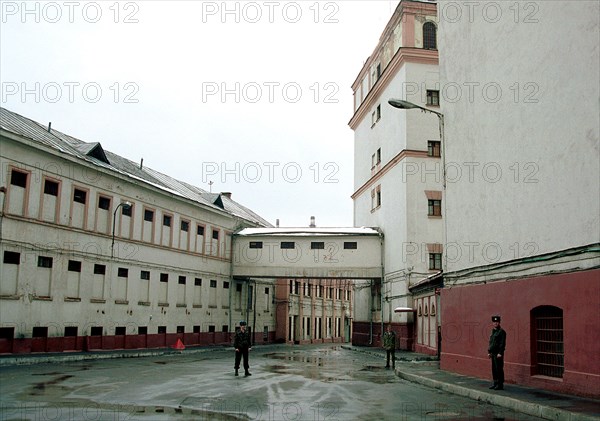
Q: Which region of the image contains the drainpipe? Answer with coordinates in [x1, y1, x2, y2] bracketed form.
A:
[380, 230, 385, 343]
[369, 279, 373, 344]
[252, 279, 257, 345]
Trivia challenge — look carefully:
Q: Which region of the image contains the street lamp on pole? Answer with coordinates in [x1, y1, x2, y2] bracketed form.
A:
[388, 99, 446, 188]
[111, 201, 131, 258]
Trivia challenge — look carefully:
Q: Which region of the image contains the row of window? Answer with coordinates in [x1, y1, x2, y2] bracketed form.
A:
[288, 280, 352, 301]
[248, 241, 358, 250]
[8, 168, 225, 255]
[0, 325, 235, 339]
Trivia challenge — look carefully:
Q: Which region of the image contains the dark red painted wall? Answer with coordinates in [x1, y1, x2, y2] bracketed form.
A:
[440, 269, 600, 398]
[0, 331, 277, 355]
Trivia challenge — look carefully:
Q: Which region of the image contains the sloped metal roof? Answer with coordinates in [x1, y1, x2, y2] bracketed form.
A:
[0, 107, 272, 227]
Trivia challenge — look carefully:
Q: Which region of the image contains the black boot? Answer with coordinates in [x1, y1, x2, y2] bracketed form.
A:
[489, 383, 497, 389]
[235, 369, 239, 376]
[245, 370, 251, 376]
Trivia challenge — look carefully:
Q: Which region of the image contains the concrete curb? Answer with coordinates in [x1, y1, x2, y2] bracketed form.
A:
[394, 370, 597, 421]
[342, 345, 598, 421]
[0, 346, 225, 366]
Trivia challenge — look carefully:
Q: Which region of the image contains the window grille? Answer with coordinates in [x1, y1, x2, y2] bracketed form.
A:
[533, 306, 564, 378]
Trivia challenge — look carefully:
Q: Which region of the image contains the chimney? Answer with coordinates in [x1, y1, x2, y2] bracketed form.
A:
[47, 122, 52, 132]
[309, 216, 316, 228]
[221, 192, 232, 199]
[276, 219, 280, 228]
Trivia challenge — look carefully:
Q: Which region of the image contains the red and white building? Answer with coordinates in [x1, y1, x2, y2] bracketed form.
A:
[438, 0, 600, 398]
[349, 0, 443, 353]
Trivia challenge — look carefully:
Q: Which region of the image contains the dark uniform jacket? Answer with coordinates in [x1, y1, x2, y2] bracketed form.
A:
[383, 331, 396, 351]
[488, 327, 506, 355]
[234, 329, 251, 349]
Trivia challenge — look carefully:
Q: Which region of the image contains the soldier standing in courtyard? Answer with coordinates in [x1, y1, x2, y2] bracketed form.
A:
[383, 324, 396, 369]
[234, 321, 252, 377]
[488, 315, 506, 390]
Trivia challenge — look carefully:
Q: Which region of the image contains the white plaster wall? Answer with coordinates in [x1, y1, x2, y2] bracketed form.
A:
[439, 1, 600, 273]
[0, 137, 273, 337]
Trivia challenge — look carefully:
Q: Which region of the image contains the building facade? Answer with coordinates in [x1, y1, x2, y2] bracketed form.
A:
[349, 0, 443, 353]
[275, 278, 353, 344]
[438, 1, 600, 398]
[0, 107, 276, 353]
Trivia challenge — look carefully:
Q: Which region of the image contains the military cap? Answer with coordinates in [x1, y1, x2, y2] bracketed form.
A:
[491, 315, 501, 322]
[239, 321, 247, 326]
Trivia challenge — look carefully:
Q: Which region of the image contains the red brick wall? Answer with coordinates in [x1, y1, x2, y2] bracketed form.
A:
[440, 269, 600, 398]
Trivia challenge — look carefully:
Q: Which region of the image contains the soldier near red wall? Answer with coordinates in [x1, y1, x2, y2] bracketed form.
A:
[234, 321, 252, 377]
[488, 315, 506, 390]
[383, 324, 396, 369]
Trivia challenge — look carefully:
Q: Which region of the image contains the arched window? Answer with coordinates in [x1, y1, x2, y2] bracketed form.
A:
[531, 306, 564, 378]
[423, 22, 437, 49]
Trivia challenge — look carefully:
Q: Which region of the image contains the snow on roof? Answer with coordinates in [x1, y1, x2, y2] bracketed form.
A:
[236, 227, 382, 236]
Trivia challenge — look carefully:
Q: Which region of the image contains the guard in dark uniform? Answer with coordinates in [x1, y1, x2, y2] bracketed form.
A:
[488, 315, 506, 390]
[234, 321, 252, 377]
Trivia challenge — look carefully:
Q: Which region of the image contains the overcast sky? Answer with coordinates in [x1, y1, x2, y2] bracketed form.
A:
[1, 0, 399, 227]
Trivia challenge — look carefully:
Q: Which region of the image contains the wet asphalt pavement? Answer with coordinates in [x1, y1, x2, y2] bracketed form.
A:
[0, 344, 545, 420]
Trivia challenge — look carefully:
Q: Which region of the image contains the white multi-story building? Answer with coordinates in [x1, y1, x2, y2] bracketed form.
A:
[438, 0, 599, 398]
[0, 107, 275, 353]
[349, 0, 442, 352]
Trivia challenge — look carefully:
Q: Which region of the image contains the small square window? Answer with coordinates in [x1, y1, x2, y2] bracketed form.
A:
[427, 90, 440, 106]
[194, 278, 202, 286]
[73, 188, 87, 204]
[160, 273, 168, 283]
[210, 280, 217, 288]
[90, 327, 103, 336]
[3, 251, 20, 265]
[118, 268, 129, 278]
[44, 180, 59, 196]
[223, 281, 230, 289]
[94, 264, 106, 275]
[181, 221, 189, 232]
[208, 325, 216, 333]
[428, 141, 441, 157]
[38, 256, 53, 268]
[163, 215, 172, 227]
[249, 241, 263, 249]
[344, 242, 358, 250]
[10, 170, 27, 188]
[429, 253, 442, 270]
[158, 326, 167, 334]
[178, 276, 186, 285]
[197, 225, 205, 236]
[115, 327, 126, 335]
[144, 209, 154, 222]
[64, 326, 78, 337]
[428, 199, 442, 217]
[68, 260, 82, 272]
[311, 242, 324, 250]
[32, 327, 48, 338]
[141, 270, 150, 280]
[98, 196, 111, 210]
[281, 242, 295, 249]
[212, 230, 219, 240]
[122, 205, 132, 217]
[177, 326, 185, 334]
[138, 326, 147, 335]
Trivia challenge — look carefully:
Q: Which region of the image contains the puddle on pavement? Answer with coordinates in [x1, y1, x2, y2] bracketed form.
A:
[30, 374, 73, 396]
